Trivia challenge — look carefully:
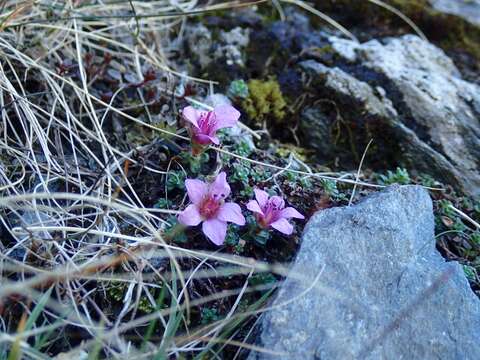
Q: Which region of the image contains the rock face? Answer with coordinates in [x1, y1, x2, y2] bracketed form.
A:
[250, 186, 480, 359]
[430, 0, 480, 26]
[299, 35, 480, 196]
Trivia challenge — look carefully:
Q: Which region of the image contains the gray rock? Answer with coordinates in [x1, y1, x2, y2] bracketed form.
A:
[205, 93, 232, 108]
[185, 24, 212, 68]
[300, 35, 480, 196]
[300, 107, 337, 158]
[250, 186, 480, 360]
[430, 0, 480, 26]
[299, 61, 398, 159]
[214, 27, 250, 67]
[184, 24, 249, 68]
[300, 61, 398, 120]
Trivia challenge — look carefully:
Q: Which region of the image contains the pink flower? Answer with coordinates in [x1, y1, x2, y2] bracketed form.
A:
[178, 172, 245, 245]
[182, 105, 241, 146]
[247, 188, 304, 235]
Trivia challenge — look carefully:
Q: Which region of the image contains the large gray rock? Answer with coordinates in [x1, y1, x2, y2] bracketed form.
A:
[299, 35, 480, 196]
[250, 186, 480, 359]
[430, 0, 480, 26]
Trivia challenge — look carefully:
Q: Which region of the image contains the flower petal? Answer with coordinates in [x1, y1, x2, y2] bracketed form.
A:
[212, 105, 240, 130]
[182, 106, 200, 128]
[193, 133, 219, 145]
[270, 218, 294, 235]
[178, 204, 202, 226]
[185, 179, 208, 205]
[280, 207, 304, 219]
[270, 196, 285, 209]
[202, 218, 227, 246]
[254, 188, 269, 208]
[209, 136, 220, 145]
[218, 202, 245, 225]
[209, 172, 231, 199]
[246, 200, 264, 215]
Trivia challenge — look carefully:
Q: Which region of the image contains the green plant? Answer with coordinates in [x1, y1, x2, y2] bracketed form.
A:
[463, 265, 476, 281]
[166, 171, 186, 191]
[321, 179, 347, 201]
[231, 161, 251, 183]
[233, 139, 253, 157]
[379, 167, 411, 185]
[225, 225, 240, 246]
[471, 232, 480, 247]
[180, 150, 210, 174]
[201, 307, 220, 325]
[249, 272, 276, 286]
[155, 198, 173, 209]
[419, 174, 438, 188]
[164, 215, 188, 243]
[438, 199, 455, 217]
[227, 79, 249, 99]
[253, 229, 271, 246]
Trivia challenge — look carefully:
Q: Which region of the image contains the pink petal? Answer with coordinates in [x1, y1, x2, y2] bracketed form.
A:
[185, 179, 208, 205]
[209, 136, 220, 145]
[212, 105, 241, 131]
[209, 172, 231, 199]
[218, 202, 245, 225]
[193, 133, 219, 145]
[280, 207, 304, 219]
[270, 218, 294, 235]
[246, 200, 264, 215]
[254, 188, 269, 208]
[270, 196, 285, 209]
[178, 204, 202, 226]
[202, 218, 227, 246]
[182, 106, 200, 128]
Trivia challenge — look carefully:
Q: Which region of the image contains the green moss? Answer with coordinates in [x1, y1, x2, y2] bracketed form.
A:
[275, 144, 311, 163]
[242, 79, 287, 126]
[107, 282, 156, 313]
[108, 282, 126, 302]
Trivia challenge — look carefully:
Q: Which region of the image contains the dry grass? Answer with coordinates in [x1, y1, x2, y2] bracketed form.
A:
[0, 1, 338, 358]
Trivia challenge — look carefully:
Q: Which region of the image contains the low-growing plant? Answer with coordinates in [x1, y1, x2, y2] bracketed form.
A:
[378, 167, 411, 185]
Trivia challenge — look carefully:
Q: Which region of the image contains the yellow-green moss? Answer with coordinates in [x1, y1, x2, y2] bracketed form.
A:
[242, 79, 286, 126]
[275, 144, 313, 162]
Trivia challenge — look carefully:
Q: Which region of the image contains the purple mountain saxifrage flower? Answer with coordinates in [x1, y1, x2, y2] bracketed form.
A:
[182, 105, 241, 146]
[246, 188, 304, 235]
[178, 172, 245, 245]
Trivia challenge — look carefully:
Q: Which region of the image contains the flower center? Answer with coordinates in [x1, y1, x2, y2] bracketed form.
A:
[260, 199, 282, 226]
[198, 111, 217, 134]
[199, 195, 221, 219]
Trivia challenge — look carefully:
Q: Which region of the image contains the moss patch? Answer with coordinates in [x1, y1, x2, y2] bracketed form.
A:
[241, 79, 287, 126]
